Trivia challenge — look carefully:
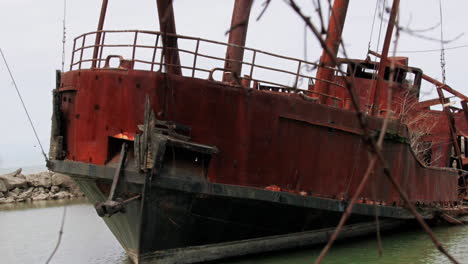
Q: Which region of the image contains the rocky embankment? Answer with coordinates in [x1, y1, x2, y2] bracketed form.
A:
[0, 169, 85, 204]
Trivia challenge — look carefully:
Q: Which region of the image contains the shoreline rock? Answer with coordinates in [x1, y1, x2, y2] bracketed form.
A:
[0, 169, 85, 204]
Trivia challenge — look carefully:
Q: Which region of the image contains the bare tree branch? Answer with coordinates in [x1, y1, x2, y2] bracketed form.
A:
[284, 1, 460, 264]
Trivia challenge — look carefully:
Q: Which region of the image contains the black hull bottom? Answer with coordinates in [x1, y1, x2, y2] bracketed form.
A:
[50, 158, 421, 264]
[73, 176, 406, 264]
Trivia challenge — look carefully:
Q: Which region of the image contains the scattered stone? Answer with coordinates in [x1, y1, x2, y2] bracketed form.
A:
[0, 169, 27, 190]
[52, 191, 70, 200]
[4, 197, 15, 203]
[0, 179, 7, 193]
[32, 193, 50, 201]
[25, 172, 52, 188]
[18, 187, 34, 199]
[53, 173, 82, 193]
[52, 173, 72, 187]
[34, 187, 45, 194]
[11, 187, 22, 195]
[0, 170, 85, 204]
[7, 192, 17, 199]
[50, 186, 60, 194]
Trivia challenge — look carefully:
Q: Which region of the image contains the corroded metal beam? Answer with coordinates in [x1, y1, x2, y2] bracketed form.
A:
[415, 98, 449, 109]
[371, 0, 400, 116]
[92, 0, 109, 68]
[313, 0, 349, 103]
[369, 50, 468, 101]
[47, 159, 422, 219]
[436, 88, 463, 169]
[157, 0, 182, 75]
[223, 0, 254, 82]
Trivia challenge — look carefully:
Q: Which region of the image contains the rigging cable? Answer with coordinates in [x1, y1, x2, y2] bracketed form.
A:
[438, 0, 447, 84]
[61, 0, 67, 72]
[0, 49, 48, 162]
[397, 44, 468, 53]
[367, 0, 380, 52]
[45, 206, 67, 264]
[364, 0, 386, 113]
[46, 1, 69, 264]
[375, 0, 387, 55]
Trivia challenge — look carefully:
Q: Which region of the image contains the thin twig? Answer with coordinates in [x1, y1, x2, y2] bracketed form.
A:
[225, 20, 249, 36]
[379, 5, 462, 44]
[285, 1, 460, 264]
[256, 0, 272, 21]
[312, 0, 327, 34]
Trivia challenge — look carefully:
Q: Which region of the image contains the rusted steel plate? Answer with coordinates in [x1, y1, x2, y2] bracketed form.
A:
[59, 69, 460, 205]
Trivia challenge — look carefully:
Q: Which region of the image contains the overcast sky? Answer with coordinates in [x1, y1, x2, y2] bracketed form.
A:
[0, 0, 467, 169]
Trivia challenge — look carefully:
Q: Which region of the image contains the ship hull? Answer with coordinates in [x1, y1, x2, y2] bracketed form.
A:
[54, 69, 459, 207]
[50, 160, 422, 264]
[47, 23, 468, 263]
[49, 67, 463, 263]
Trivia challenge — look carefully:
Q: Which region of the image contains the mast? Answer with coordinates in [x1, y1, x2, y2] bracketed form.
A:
[313, 0, 349, 103]
[92, 0, 109, 69]
[157, 0, 182, 75]
[223, 0, 254, 82]
[371, 0, 400, 116]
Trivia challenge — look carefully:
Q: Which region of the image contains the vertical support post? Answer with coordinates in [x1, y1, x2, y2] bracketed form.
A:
[79, 35, 87, 70]
[223, 0, 254, 82]
[156, 0, 182, 75]
[294, 61, 302, 88]
[437, 88, 463, 169]
[371, 0, 400, 116]
[192, 39, 200, 77]
[249, 50, 256, 79]
[313, 0, 349, 104]
[461, 100, 468, 123]
[151, 34, 160, 72]
[70, 39, 77, 71]
[98, 32, 107, 68]
[132, 31, 139, 61]
[92, 0, 109, 69]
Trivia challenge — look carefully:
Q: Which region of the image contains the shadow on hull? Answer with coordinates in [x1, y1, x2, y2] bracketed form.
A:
[71, 172, 408, 264]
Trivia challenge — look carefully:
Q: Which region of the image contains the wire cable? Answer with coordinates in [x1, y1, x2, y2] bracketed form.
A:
[397, 44, 468, 53]
[365, 0, 386, 113]
[45, 206, 67, 264]
[61, 0, 67, 72]
[46, 2, 68, 263]
[0, 48, 48, 162]
[439, 0, 446, 84]
[367, 0, 380, 52]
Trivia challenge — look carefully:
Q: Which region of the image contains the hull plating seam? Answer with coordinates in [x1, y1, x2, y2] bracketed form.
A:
[48, 160, 428, 219]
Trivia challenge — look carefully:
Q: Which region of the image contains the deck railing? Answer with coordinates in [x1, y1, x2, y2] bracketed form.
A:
[70, 30, 342, 94]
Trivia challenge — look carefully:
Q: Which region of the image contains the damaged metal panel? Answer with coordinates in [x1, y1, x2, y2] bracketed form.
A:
[58, 69, 459, 207]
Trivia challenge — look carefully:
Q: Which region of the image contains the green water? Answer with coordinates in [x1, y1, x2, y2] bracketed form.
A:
[224, 225, 468, 264]
[1, 200, 467, 264]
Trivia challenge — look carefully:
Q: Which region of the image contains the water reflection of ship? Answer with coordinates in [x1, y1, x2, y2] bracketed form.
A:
[220, 225, 467, 264]
[47, 1, 468, 263]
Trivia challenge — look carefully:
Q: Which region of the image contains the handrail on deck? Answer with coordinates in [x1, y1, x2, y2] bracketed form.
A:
[70, 30, 344, 91]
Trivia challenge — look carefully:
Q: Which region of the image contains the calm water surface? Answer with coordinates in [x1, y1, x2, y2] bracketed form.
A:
[1, 200, 467, 264]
